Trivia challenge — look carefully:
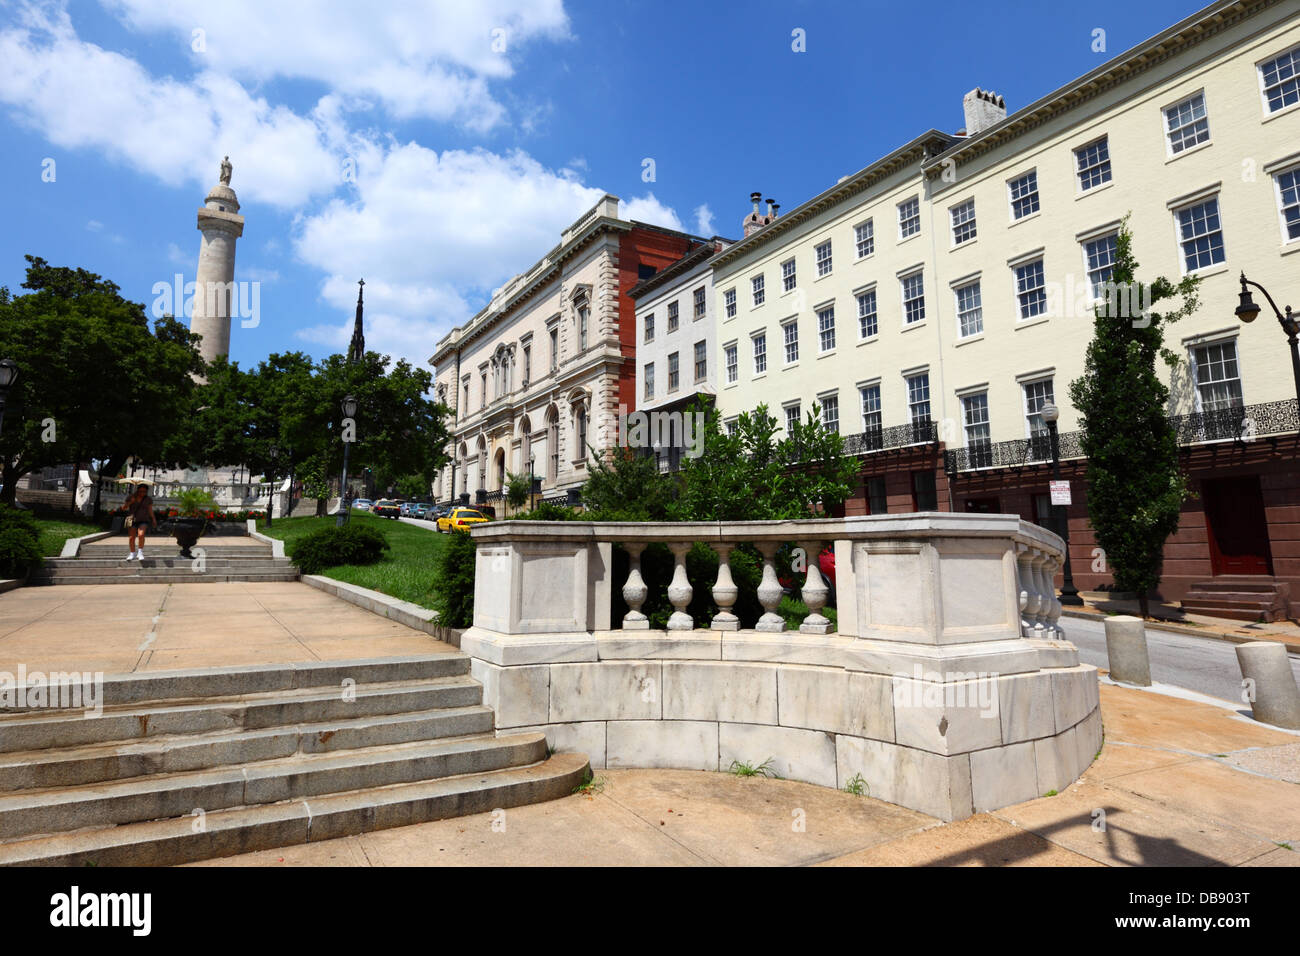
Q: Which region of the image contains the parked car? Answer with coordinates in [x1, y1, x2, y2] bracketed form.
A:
[436, 507, 490, 533]
[430, 505, 450, 522]
[373, 499, 402, 519]
[352, 498, 373, 512]
[410, 502, 433, 519]
[400, 502, 414, 517]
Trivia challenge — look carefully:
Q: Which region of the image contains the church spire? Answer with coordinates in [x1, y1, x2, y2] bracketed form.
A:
[347, 279, 365, 364]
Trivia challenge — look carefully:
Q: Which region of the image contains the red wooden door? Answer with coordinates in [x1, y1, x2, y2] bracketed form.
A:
[1203, 476, 1273, 575]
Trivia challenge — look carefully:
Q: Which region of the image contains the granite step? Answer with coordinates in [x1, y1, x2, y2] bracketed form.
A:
[0, 753, 589, 866]
[0, 731, 549, 841]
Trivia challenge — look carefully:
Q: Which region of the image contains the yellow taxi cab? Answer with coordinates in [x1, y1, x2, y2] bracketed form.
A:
[436, 507, 490, 533]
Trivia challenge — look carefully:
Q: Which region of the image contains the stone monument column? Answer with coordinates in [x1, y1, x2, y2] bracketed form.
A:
[190, 156, 245, 368]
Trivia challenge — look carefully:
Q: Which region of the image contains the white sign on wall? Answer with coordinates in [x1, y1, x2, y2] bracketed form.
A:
[1050, 480, 1072, 506]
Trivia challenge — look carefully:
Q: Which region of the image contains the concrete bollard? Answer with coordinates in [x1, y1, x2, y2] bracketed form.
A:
[1235, 641, 1300, 730]
[1104, 615, 1152, 687]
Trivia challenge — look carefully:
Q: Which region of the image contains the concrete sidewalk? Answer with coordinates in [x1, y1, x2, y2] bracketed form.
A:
[1068, 596, 1300, 653]
[0, 582, 455, 674]
[197, 681, 1300, 867]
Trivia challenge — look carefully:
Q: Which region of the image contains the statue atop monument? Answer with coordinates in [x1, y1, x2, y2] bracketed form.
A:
[219, 155, 232, 185]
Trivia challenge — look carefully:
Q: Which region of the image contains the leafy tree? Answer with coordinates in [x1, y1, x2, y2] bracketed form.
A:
[504, 470, 532, 511]
[1068, 222, 1199, 618]
[580, 448, 675, 520]
[0, 256, 203, 509]
[394, 474, 431, 500]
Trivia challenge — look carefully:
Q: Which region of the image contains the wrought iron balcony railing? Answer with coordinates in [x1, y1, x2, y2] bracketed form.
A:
[945, 399, 1299, 475]
[842, 418, 938, 456]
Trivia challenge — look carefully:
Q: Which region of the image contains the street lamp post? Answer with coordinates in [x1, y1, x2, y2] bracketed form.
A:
[1040, 402, 1083, 606]
[0, 359, 18, 438]
[266, 443, 279, 528]
[528, 456, 535, 512]
[1235, 272, 1300, 405]
[336, 395, 358, 527]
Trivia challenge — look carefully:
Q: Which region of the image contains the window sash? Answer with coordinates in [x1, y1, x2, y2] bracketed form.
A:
[955, 281, 983, 337]
[645, 363, 655, 399]
[1177, 198, 1226, 272]
[667, 302, 679, 332]
[753, 334, 767, 374]
[821, 396, 839, 434]
[815, 241, 833, 276]
[668, 353, 679, 390]
[1009, 171, 1039, 219]
[860, 385, 882, 432]
[1023, 379, 1055, 437]
[694, 287, 706, 319]
[899, 198, 921, 238]
[752, 274, 765, 306]
[857, 290, 878, 338]
[725, 345, 738, 383]
[817, 307, 836, 352]
[644, 313, 654, 342]
[1083, 234, 1118, 297]
[1075, 138, 1112, 190]
[855, 220, 875, 258]
[1165, 93, 1209, 154]
[781, 259, 797, 292]
[950, 199, 977, 245]
[783, 321, 799, 363]
[1192, 342, 1243, 411]
[902, 273, 925, 324]
[907, 373, 931, 423]
[1261, 46, 1300, 113]
[1016, 259, 1047, 319]
[694, 341, 707, 381]
[724, 288, 737, 317]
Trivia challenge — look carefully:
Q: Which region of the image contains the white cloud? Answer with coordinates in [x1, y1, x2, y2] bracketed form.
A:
[102, 0, 571, 129]
[694, 203, 715, 236]
[86, 220, 103, 232]
[621, 193, 684, 232]
[292, 142, 606, 366]
[0, 4, 341, 208]
[166, 241, 190, 266]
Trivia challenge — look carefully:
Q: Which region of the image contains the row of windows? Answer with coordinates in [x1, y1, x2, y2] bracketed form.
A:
[756, 335, 1242, 450]
[717, 44, 1300, 315]
[643, 341, 709, 399]
[643, 286, 707, 343]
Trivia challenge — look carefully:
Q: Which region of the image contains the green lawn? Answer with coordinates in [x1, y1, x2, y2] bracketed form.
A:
[34, 517, 103, 556]
[256, 513, 447, 610]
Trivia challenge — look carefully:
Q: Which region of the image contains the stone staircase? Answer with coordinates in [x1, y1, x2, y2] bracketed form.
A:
[31, 538, 300, 585]
[1181, 576, 1293, 623]
[0, 655, 588, 866]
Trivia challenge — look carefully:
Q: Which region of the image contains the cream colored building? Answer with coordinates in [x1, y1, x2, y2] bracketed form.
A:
[430, 195, 701, 505]
[717, 0, 1299, 452]
[711, 0, 1300, 609]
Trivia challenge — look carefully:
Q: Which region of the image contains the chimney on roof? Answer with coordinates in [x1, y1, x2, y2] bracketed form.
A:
[769, 200, 779, 219]
[962, 87, 1006, 136]
[743, 190, 768, 238]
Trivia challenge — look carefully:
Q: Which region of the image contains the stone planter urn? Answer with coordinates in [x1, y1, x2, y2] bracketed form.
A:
[170, 518, 208, 559]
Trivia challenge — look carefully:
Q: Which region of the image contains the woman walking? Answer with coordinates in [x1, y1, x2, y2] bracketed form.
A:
[118, 484, 157, 561]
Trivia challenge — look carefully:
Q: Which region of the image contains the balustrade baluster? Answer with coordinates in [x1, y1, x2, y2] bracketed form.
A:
[799, 541, 832, 634]
[755, 543, 785, 632]
[621, 543, 649, 630]
[1016, 546, 1038, 638]
[1030, 550, 1051, 637]
[666, 542, 694, 631]
[710, 543, 740, 630]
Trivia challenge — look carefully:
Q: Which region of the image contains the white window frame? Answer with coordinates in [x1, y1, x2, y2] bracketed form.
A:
[666, 300, 679, 332]
[901, 270, 926, 325]
[644, 362, 655, 400]
[784, 401, 801, 435]
[1008, 169, 1040, 221]
[950, 198, 977, 246]
[782, 317, 799, 364]
[724, 341, 738, 384]
[898, 196, 921, 239]
[1022, 377, 1055, 439]
[820, 392, 840, 434]
[815, 240, 833, 277]
[1273, 162, 1300, 244]
[1258, 43, 1300, 116]
[1163, 89, 1210, 156]
[962, 391, 991, 449]
[1188, 337, 1244, 413]
[752, 331, 767, 375]
[1074, 136, 1113, 192]
[781, 257, 797, 293]
[1172, 194, 1226, 275]
[817, 304, 836, 353]
[667, 351, 679, 393]
[906, 371, 931, 425]
[751, 274, 765, 307]
[1014, 257, 1047, 320]
[723, 287, 737, 318]
[856, 286, 878, 340]
[859, 382, 882, 434]
[954, 279, 983, 338]
[693, 339, 707, 383]
[693, 286, 706, 321]
[644, 311, 655, 343]
[855, 219, 875, 259]
[1080, 230, 1119, 301]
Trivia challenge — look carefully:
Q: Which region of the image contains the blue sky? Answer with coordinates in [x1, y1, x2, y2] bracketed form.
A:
[0, 0, 1210, 374]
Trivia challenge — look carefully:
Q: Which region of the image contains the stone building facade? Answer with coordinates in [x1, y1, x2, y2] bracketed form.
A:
[431, 196, 702, 505]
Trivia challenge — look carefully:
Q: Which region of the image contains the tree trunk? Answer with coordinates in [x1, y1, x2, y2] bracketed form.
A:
[1138, 592, 1150, 620]
[0, 461, 22, 505]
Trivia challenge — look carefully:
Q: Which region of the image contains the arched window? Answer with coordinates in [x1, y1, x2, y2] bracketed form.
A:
[574, 402, 588, 463]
